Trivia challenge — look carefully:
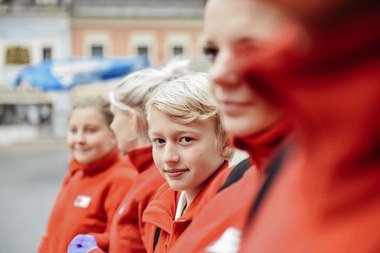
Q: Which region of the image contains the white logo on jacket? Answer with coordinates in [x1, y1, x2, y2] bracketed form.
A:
[118, 203, 126, 214]
[205, 227, 242, 253]
[73, 195, 92, 208]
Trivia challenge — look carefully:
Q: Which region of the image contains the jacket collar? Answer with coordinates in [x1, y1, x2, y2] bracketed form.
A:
[119, 155, 137, 171]
[127, 145, 153, 174]
[68, 147, 121, 176]
[230, 119, 291, 171]
[143, 161, 229, 233]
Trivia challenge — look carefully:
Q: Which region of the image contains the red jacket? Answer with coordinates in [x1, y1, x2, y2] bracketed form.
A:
[119, 154, 136, 172]
[143, 161, 230, 253]
[38, 147, 137, 253]
[89, 145, 166, 253]
[169, 121, 290, 253]
[239, 7, 380, 253]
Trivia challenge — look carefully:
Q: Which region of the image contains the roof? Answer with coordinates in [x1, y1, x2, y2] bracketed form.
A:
[72, 0, 205, 18]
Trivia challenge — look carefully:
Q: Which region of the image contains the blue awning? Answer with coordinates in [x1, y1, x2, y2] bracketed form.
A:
[13, 56, 149, 91]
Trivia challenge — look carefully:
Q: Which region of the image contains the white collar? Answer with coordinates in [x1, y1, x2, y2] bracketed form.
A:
[175, 191, 187, 221]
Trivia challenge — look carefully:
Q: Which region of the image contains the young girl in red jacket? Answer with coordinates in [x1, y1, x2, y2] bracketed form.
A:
[142, 72, 234, 253]
[37, 97, 137, 253]
[67, 60, 191, 253]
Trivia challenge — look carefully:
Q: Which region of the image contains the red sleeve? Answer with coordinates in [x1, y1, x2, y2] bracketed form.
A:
[88, 247, 106, 253]
[90, 169, 137, 250]
[37, 234, 49, 253]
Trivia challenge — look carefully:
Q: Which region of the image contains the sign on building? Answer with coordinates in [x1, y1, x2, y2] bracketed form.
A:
[5, 46, 30, 64]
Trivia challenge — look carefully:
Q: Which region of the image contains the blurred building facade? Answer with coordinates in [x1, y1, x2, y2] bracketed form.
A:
[0, 0, 206, 143]
[0, 0, 72, 85]
[71, 0, 205, 65]
[0, 0, 72, 142]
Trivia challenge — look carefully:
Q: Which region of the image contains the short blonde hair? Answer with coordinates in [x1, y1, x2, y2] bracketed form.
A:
[109, 59, 191, 139]
[70, 96, 113, 126]
[146, 73, 234, 161]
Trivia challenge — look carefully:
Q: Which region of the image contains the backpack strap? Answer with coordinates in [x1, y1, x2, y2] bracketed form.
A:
[217, 158, 251, 193]
[153, 227, 161, 252]
[248, 150, 286, 221]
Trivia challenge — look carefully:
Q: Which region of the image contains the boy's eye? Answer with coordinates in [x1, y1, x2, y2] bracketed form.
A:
[70, 128, 77, 134]
[204, 47, 218, 62]
[180, 137, 193, 143]
[155, 138, 165, 145]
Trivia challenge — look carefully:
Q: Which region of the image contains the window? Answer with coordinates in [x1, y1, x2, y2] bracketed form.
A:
[173, 46, 183, 56]
[137, 46, 148, 56]
[166, 34, 191, 59]
[91, 46, 103, 57]
[43, 47, 52, 60]
[35, 0, 58, 4]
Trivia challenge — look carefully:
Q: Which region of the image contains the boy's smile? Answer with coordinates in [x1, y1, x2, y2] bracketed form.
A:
[165, 168, 189, 178]
[149, 106, 226, 203]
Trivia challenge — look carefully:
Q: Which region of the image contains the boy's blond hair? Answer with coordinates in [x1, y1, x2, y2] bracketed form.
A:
[145, 72, 234, 162]
[109, 59, 191, 140]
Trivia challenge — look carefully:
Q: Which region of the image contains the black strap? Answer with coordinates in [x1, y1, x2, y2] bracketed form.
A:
[217, 158, 251, 193]
[248, 150, 286, 222]
[153, 227, 161, 252]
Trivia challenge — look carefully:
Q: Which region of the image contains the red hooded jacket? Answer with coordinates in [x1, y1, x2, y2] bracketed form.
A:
[239, 6, 380, 253]
[38, 147, 137, 253]
[89, 145, 166, 253]
[143, 161, 230, 253]
[169, 121, 291, 253]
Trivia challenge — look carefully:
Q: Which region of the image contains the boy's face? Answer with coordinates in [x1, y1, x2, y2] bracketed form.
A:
[149, 107, 227, 198]
[204, 0, 284, 137]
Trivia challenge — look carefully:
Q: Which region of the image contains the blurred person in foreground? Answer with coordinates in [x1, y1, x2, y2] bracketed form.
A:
[233, 0, 380, 252]
[169, 1, 293, 252]
[67, 60, 190, 253]
[38, 97, 137, 253]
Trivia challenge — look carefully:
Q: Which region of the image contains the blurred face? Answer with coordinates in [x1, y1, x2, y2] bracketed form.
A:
[67, 108, 116, 166]
[110, 104, 136, 152]
[204, 0, 284, 137]
[259, 0, 349, 26]
[149, 107, 227, 201]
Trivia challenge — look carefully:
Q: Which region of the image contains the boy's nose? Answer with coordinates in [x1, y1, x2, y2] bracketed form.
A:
[209, 51, 240, 88]
[162, 144, 180, 163]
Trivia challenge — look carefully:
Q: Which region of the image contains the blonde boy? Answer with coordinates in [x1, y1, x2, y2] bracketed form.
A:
[142, 73, 233, 253]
